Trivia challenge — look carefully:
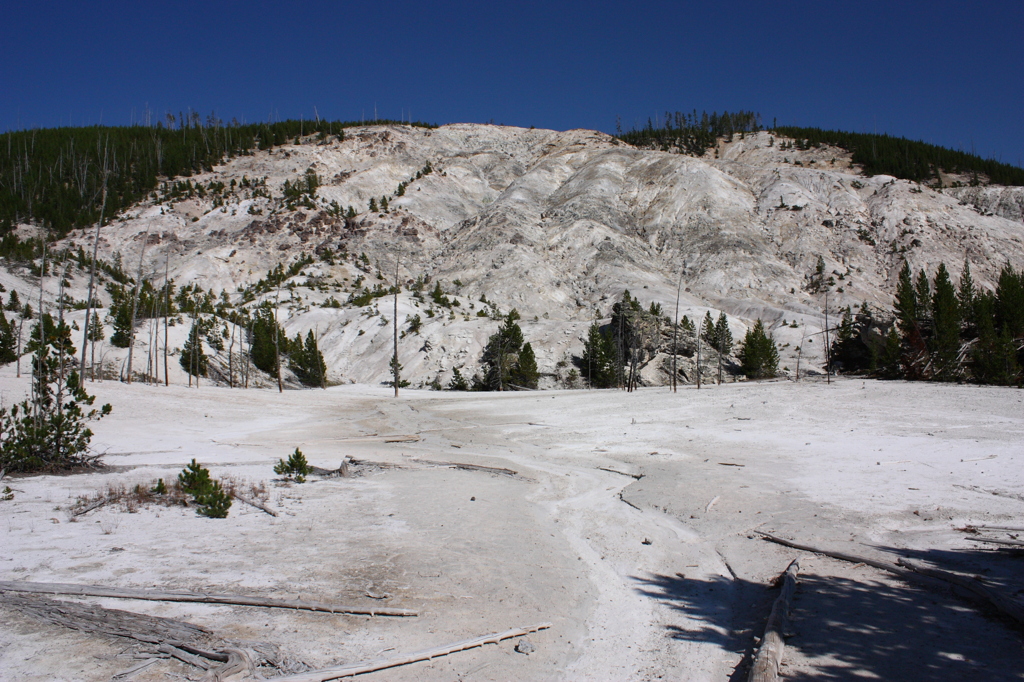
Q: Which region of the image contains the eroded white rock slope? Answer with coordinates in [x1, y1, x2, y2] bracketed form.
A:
[7, 124, 1022, 387]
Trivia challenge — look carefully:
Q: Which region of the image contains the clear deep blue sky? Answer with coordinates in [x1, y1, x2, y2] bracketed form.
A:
[2, 0, 1022, 165]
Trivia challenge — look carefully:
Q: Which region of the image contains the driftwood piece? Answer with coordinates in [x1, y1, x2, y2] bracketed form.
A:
[159, 643, 212, 669]
[972, 525, 1024, 532]
[0, 581, 417, 617]
[271, 623, 552, 682]
[0, 591, 210, 644]
[411, 458, 521, 479]
[968, 537, 1024, 548]
[756, 533, 920, 581]
[705, 495, 721, 513]
[202, 647, 254, 682]
[748, 559, 800, 682]
[897, 558, 1024, 626]
[113, 656, 164, 679]
[597, 466, 644, 479]
[231, 491, 278, 517]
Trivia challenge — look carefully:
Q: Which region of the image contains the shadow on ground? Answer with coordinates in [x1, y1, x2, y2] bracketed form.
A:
[634, 544, 1024, 681]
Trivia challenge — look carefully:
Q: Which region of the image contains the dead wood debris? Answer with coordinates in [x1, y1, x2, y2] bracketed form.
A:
[748, 559, 799, 682]
[0, 580, 418, 617]
[269, 623, 552, 682]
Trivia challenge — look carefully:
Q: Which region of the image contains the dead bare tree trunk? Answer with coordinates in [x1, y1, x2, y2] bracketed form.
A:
[163, 257, 169, 387]
[672, 275, 681, 392]
[227, 318, 235, 388]
[274, 287, 283, 393]
[393, 254, 400, 398]
[125, 228, 151, 384]
[824, 290, 830, 384]
[79, 140, 108, 379]
[696, 315, 703, 390]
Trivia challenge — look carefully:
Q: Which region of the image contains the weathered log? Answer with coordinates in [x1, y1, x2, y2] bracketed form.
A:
[158, 643, 212, 669]
[202, 647, 254, 682]
[756, 533, 919, 580]
[0, 591, 209, 642]
[748, 559, 800, 682]
[270, 623, 552, 681]
[0, 581, 417, 617]
[972, 525, 1024, 532]
[231, 491, 278, 517]
[597, 466, 643, 479]
[968, 537, 1024, 547]
[897, 558, 1024, 626]
[71, 496, 113, 517]
[411, 458, 521, 478]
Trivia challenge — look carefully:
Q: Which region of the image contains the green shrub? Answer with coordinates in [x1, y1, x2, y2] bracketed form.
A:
[274, 448, 311, 482]
[178, 459, 232, 517]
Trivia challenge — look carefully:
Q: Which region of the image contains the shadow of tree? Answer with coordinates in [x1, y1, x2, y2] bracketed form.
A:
[633, 544, 1024, 681]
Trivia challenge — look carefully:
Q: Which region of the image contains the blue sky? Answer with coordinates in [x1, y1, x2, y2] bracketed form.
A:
[2, 1, 1022, 165]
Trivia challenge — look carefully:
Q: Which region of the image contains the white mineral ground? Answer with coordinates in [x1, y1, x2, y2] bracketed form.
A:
[2, 375, 1023, 681]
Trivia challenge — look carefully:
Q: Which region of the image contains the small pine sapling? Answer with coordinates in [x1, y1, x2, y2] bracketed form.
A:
[274, 448, 311, 482]
[178, 459, 232, 517]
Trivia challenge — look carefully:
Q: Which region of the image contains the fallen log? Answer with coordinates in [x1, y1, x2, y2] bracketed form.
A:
[756, 532, 919, 581]
[971, 525, 1024, 532]
[968, 537, 1024, 548]
[270, 623, 551, 681]
[202, 647, 254, 682]
[705, 495, 721, 513]
[411, 458, 521, 479]
[748, 559, 800, 682]
[71, 496, 113, 517]
[158, 643, 212, 670]
[231, 491, 278, 517]
[597, 466, 643, 479]
[896, 558, 1024, 626]
[0, 581, 417, 617]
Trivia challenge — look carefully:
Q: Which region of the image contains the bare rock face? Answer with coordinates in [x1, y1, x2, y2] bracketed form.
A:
[944, 185, 1024, 224]
[44, 124, 1024, 388]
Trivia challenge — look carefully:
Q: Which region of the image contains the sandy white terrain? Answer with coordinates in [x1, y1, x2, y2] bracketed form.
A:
[2, 375, 1022, 681]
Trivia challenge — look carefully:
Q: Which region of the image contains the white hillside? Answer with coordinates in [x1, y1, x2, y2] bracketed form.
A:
[1, 123, 1019, 388]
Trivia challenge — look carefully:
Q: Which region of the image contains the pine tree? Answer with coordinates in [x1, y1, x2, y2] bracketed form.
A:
[109, 300, 133, 348]
[894, 261, 917, 335]
[580, 322, 616, 388]
[480, 309, 525, 390]
[248, 306, 285, 375]
[369, 197, 378, 212]
[713, 312, 733, 354]
[513, 342, 539, 389]
[995, 263, 1024, 339]
[0, 314, 111, 472]
[447, 367, 470, 391]
[739, 319, 779, 379]
[878, 326, 903, 378]
[914, 269, 932, 323]
[180, 319, 207, 379]
[6, 290, 20, 311]
[930, 263, 960, 380]
[0, 309, 16, 364]
[290, 330, 326, 387]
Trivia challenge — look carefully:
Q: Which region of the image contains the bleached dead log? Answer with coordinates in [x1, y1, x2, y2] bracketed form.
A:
[113, 656, 164, 679]
[756, 532, 919, 580]
[705, 495, 721, 512]
[969, 537, 1024, 547]
[0, 591, 210, 644]
[411, 458, 521, 478]
[748, 559, 800, 682]
[202, 647, 254, 682]
[270, 623, 552, 682]
[0, 581, 417, 617]
[158, 643, 212, 669]
[231, 491, 278, 517]
[896, 558, 1024, 626]
[972, 525, 1024, 532]
[597, 466, 643, 479]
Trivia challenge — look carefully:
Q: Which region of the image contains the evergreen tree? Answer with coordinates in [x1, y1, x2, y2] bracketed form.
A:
[958, 260, 975, 330]
[739, 319, 779, 379]
[0, 313, 111, 472]
[894, 261, 917, 335]
[930, 263, 961, 379]
[713, 312, 733, 354]
[701, 311, 716, 349]
[180, 319, 207, 378]
[914, 269, 932, 323]
[480, 309, 525, 390]
[579, 322, 617, 388]
[512, 342, 539, 389]
[995, 263, 1024, 339]
[87, 311, 104, 378]
[248, 306, 285, 375]
[369, 197, 378, 212]
[6, 290, 20, 311]
[878, 326, 903, 379]
[0, 309, 16, 364]
[447, 367, 470, 391]
[109, 300, 133, 348]
[290, 330, 327, 387]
